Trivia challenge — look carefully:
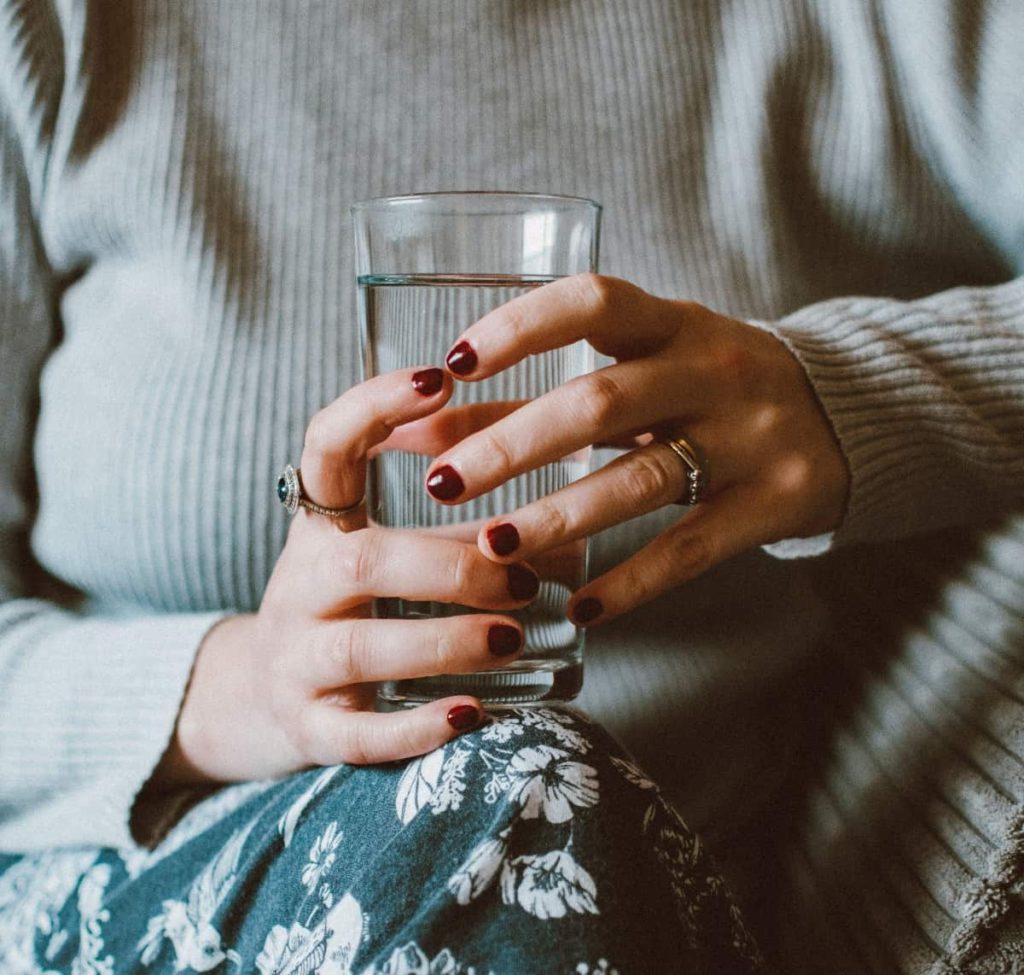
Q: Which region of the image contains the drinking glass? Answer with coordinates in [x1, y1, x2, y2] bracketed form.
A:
[353, 192, 601, 706]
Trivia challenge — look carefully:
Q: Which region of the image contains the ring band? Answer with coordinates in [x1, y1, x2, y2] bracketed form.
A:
[276, 464, 365, 518]
[661, 436, 709, 506]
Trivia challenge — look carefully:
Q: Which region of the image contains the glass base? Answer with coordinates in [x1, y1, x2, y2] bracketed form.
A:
[378, 661, 583, 709]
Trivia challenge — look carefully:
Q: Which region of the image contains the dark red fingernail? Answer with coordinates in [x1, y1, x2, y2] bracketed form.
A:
[447, 704, 480, 732]
[488, 624, 522, 657]
[426, 464, 464, 501]
[572, 597, 603, 624]
[486, 522, 520, 557]
[411, 368, 444, 396]
[507, 564, 540, 601]
[445, 341, 478, 376]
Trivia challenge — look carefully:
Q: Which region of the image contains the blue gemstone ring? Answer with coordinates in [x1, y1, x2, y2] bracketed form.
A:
[276, 464, 365, 519]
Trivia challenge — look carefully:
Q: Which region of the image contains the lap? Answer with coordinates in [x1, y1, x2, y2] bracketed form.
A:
[0, 708, 763, 974]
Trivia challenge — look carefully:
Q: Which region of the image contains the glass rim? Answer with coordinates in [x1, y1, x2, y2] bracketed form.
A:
[351, 190, 602, 214]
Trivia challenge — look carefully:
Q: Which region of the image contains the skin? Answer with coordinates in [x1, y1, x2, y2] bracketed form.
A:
[426, 274, 850, 625]
[152, 368, 536, 788]
[152, 274, 849, 788]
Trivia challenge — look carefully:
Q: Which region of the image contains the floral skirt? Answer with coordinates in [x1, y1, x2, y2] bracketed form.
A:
[0, 708, 763, 975]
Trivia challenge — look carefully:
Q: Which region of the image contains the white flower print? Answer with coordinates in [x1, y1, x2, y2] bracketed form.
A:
[279, 767, 342, 848]
[575, 960, 619, 975]
[517, 708, 591, 754]
[320, 892, 365, 975]
[301, 821, 343, 893]
[500, 850, 599, 920]
[255, 921, 323, 975]
[396, 749, 445, 824]
[481, 717, 523, 743]
[608, 755, 656, 791]
[366, 942, 460, 975]
[0, 850, 99, 975]
[446, 828, 511, 905]
[137, 821, 252, 971]
[483, 771, 511, 805]
[71, 863, 113, 975]
[506, 745, 599, 824]
[429, 746, 470, 815]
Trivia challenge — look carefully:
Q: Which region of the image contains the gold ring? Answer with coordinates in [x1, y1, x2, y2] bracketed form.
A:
[660, 436, 709, 506]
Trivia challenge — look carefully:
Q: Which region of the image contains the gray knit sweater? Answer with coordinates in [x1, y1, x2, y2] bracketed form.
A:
[1, 2, 1022, 972]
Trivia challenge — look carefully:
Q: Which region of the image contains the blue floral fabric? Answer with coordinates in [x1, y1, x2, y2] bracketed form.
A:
[0, 708, 763, 974]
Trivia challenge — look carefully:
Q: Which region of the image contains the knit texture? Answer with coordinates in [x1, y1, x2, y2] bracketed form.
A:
[1, 2, 1022, 972]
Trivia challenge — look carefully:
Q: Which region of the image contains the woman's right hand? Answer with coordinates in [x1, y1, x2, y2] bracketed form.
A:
[151, 367, 538, 789]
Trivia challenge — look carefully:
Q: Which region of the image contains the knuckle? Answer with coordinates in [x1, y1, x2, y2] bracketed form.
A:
[429, 625, 459, 674]
[447, 544, 476, 594]
[344, 531, 383, 588]
[668, 531, 716, 578]
[327, 622, 362, 685]
[478, 427, 516, 475]
[710, 337, 753, 387]
[578, 371, 628, 428]
[628, 449, 678, 503]
[533, 494, 569, 540]
[338, 720, 374, 766]
[770, 453, 815, 500]
[574, 272, 623, 315]
[303, 409, 334, 457]
[289, 708, 323, 765]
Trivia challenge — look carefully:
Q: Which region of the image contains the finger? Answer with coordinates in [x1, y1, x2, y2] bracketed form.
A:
[425, 356, 699, 504]
[444, 273, 679, 378]
[304, 698, 485, 765]
[310, 529, 541, 615]
[565, 485, 773, 625]
[300, 367, 452, 512]
[373, 400, 528, 457]
[300, 615, 524, 689]
[478, 439, 736, 562]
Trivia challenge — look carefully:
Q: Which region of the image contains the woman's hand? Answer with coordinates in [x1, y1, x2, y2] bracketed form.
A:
[152, 368, 538, 788]
[423, 274, 850, 626]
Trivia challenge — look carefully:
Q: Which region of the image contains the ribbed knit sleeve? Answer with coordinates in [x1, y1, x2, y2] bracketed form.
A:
[763, 278, 1024, 556]
[0, 1, 224, 852]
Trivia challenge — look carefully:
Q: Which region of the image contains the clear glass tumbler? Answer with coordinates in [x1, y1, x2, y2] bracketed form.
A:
[353, 192, 601, 706]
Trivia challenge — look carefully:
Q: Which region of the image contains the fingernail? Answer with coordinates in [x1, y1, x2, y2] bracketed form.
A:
[506, 564, 540, 601]
[445, 340, 478, 376]
[411, 368, 444, 396]
[426, 464, 464, 501]
[486, 522, 520, 557]
[487, 624, 522, 657]
[572, 597, 603, 625]
[447, 704, 480, 732]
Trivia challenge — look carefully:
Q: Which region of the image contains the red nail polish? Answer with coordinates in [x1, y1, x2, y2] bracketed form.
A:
[506, 564, 540, 601]
[426, 464, 465, 501]
[486, 522, 520, 557]
[487, 624, 522, 657]
[412, 368, 444, 396]
[572, 597, 603, 624]
[445, 341, 478, 376]
[447, 704, 480, 732]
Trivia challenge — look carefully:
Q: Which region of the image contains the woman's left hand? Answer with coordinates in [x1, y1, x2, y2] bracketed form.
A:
[418, 274, 850, 625]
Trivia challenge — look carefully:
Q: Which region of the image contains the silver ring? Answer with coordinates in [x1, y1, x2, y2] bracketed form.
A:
[660, 435, 709, 506]
[276, 464, 365, 518]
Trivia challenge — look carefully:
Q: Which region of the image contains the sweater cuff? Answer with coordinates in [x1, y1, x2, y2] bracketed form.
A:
[0, 606, 227, 851]
[753, 280, 1024, 556]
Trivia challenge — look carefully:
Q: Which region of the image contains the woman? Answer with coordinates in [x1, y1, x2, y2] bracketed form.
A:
[2, 1, 1022, 972]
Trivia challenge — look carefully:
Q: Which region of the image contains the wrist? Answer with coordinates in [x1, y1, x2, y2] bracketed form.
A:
[151, 613, 259, 789]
